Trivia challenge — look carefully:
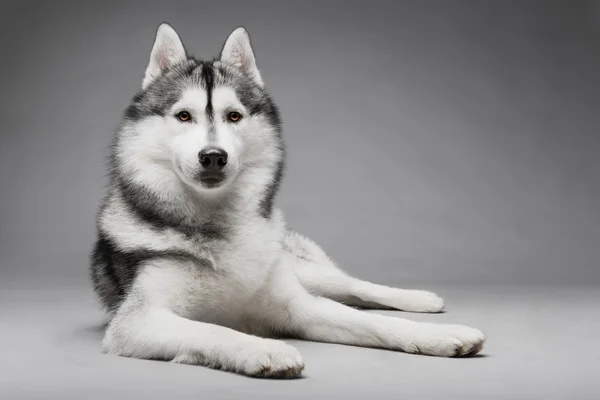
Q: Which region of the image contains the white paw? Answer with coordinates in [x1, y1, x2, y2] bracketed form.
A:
[401, 322, 486, 357]
[392, 290, 445, 313]
[232, 339, 305, 378]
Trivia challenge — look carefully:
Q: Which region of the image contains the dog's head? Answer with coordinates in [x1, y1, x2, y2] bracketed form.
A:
[114, 24, 283, 213]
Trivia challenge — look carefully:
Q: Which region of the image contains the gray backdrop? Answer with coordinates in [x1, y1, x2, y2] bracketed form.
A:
[1, 2, 600, 399]
[1, 1, 599, 287]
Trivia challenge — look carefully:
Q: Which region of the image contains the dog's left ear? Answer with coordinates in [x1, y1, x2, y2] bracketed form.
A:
[142, 23, 187, 89]
[220, 27, 264, 87]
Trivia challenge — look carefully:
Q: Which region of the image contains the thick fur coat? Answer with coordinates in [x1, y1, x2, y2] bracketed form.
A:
[90, 24, 485, 378]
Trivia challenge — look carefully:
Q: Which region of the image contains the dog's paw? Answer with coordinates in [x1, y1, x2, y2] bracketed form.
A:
[401, 322, 485, 357]
[391, 290, 445, 313]
[234, 339, 305, 378]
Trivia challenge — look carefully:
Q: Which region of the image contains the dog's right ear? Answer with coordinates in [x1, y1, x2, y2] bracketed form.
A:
[142, 23, 187, 89]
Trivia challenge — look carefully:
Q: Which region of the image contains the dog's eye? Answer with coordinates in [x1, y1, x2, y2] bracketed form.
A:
[176, 111, 192, 122]
[228, 111, 242, 122]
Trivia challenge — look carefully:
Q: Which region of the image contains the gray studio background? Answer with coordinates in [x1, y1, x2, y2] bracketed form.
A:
[0, 2, 599, 399]
[1, 0, 598, 288]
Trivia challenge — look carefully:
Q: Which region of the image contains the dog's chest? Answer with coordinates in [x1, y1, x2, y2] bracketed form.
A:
[173, 212, 286, 324]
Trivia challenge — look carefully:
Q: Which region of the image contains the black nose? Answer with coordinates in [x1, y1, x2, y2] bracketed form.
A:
[198, 147, 228, 171]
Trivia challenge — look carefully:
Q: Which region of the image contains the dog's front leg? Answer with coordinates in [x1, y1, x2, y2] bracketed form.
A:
[264, 267, 485, 357]
[103, 262, 304, 378]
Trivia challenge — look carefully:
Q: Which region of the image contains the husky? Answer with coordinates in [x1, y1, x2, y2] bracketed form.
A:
[90, 24, 486, 378]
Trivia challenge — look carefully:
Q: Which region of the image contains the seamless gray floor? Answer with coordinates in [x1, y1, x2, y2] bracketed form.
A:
[2, 283, 598, 400]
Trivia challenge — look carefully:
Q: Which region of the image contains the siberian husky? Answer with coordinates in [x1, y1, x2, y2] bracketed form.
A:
[90, 24, 485, 378]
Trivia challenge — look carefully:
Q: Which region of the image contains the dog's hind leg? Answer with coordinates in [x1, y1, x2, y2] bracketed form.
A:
[262, 266, 484, 357]
[295, 258, 445, 312]
[284, 229, 444, 313]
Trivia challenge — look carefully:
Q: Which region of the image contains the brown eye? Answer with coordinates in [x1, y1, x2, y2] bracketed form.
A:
[176, 111, 192, 122]
[228, 111, 242, 122]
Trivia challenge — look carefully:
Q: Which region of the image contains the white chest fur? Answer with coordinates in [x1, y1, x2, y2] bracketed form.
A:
[135, 209, 288, 329]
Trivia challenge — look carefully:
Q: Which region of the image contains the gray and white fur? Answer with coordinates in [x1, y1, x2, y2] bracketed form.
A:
[90, 24, 485, 378]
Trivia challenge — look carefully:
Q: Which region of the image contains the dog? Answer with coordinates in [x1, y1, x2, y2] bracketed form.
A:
[90, 23, 485, 378]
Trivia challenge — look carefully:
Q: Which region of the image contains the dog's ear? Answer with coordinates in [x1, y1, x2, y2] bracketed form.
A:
[220, 27, 263, 87]
[142, 23, 187, 89]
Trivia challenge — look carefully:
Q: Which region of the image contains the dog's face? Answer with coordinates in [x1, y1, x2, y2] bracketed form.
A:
[116, 25, 282, 197]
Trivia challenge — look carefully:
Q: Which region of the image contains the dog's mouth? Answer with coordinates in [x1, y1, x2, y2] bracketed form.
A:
[196, 172, 226, 188]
